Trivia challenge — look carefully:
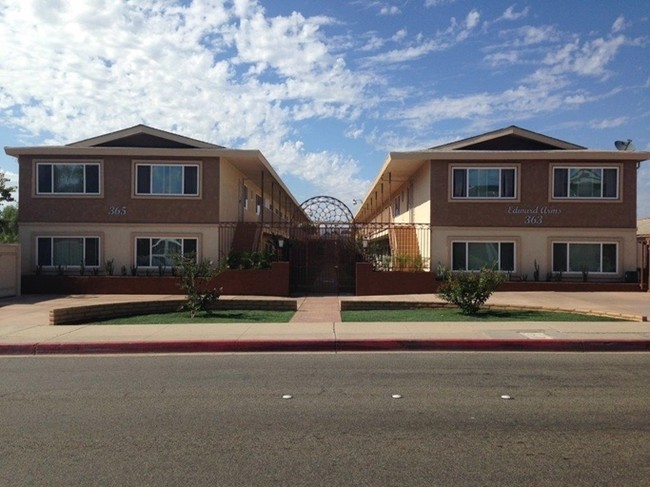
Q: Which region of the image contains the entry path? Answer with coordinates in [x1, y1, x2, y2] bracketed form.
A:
[290, 296, 341, 323]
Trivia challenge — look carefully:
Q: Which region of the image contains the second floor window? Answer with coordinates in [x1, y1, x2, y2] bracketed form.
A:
[553, 167, 618, 199]
[136, 163, 199, 196]
[452, 167, 516, 199]
[37, 162, 100, 195]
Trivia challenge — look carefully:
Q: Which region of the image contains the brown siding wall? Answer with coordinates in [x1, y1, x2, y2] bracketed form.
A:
[430, 160, 637, 228]
[19, 155, 221, 224]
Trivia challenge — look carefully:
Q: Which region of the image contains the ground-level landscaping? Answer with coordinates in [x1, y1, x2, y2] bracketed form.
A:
[91, 309, 296, 325]
[341, 308, 630, 322]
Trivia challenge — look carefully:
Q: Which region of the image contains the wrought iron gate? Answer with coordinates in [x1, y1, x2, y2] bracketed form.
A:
[289, 196, 358, 295]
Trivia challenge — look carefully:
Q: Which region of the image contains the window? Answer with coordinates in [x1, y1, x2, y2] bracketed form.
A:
[452, 241, 515, 271]
[243, 185, 249, 210]
[552, 242, 617, 273]
[392, 196, 400, 217]
[255, 195, 263, 216]
[37, 162, 100, 194]
[136, 237, 198, 267]
[452, 167, 516, 199]
[553, 167, 618, 199]
[136, 163, 199, 196]
[37, 237, 99, 267]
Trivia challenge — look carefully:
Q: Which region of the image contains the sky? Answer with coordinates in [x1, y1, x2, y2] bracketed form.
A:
[0, 0, 649, 216]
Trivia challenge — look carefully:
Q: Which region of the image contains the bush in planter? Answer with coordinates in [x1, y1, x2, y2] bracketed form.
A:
[437, 267, 506, 315]
[175, 253, 221, 319]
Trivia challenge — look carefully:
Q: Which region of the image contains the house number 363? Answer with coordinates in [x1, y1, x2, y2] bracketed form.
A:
[108, 206, 127, 216]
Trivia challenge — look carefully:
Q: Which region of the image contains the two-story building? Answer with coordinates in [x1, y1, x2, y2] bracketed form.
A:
[5, 125, 308, 277]
[355, 126, 650, 283]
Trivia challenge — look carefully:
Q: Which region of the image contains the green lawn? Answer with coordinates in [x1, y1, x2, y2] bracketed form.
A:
[93, 309, 295, 324]
[342, 308, 628, 322]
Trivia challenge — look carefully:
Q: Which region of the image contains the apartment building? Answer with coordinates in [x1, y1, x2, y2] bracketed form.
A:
[356, 126, 650, 282]
[5, 125, 307, 276]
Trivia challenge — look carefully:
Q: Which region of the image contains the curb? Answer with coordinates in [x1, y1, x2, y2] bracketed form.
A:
[1, 339, 649, 355]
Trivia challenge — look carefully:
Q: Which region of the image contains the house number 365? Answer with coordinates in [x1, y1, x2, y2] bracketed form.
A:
[108, 206, 127, 216]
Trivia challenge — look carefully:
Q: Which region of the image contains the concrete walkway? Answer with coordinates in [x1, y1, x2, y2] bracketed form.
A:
[0, 292, 649, 354]
[290, 296, 342, 323]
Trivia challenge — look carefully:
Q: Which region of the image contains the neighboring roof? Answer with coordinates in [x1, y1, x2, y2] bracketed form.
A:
[67, 124, 225, 149]
[638, 218, 650, 237]
[428, 125, 586, 151]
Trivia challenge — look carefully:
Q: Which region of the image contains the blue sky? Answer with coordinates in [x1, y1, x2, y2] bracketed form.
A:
[1, 0, 649, 215]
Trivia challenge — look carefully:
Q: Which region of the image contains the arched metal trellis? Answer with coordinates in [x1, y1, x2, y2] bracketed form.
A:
[291, 196, 357, 294]
[300, 195, 354, 224]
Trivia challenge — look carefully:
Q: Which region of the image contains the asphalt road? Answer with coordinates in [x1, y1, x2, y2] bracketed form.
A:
[1, 353, 649, 486]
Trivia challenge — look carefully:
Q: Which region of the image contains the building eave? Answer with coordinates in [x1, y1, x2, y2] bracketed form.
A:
[354, 149, 650, 220]
[4, 145, 306, 215]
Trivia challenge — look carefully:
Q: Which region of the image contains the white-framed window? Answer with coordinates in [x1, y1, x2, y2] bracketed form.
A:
[452, 167, 516, 199]
[135, 163, 199, 196]
[552, 167, 618, 199]
[136, 237, 198, 268]
[37, 236, 100, 267]
[452, 241, 515, 271]
[552, 242, 617, 273]
[36, 162, 100, 195]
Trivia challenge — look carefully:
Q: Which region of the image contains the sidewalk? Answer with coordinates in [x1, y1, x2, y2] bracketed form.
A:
[1, 292, 649, 354]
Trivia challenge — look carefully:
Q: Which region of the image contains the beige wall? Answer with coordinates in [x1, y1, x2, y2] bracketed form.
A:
[219, 158, 245, 222]
[0, 244, 20, 297]
[431, 226, 637, 278]
[20, 223, 221, 274]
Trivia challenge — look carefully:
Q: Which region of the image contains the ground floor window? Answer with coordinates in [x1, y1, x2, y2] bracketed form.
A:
[37, 237, 100, 267]
[452, 241, 515, 271]
[136, 237, 198, 267]
[552, 242, 617, 273]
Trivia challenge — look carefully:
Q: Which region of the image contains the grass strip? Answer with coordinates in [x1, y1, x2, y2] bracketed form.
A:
[92, 309, 295, 324]
[342, 308, 629, 322]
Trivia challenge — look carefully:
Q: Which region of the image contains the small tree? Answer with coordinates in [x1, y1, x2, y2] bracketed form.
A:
[0, 205, 18, 243]
[175, 253, 221, 318]
[0, 170, 15, 203]
[437, 267, 506, 315]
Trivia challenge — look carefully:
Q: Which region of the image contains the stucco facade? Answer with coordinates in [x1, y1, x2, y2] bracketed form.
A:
[356, 126, 650, 282]
[6, 125, 307, 276]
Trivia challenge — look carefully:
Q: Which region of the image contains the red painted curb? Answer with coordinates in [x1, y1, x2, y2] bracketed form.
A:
[0, 343, 37, 355]
[32, 340, 336, 355]
[0, 339, 649, 355]
[335, 339, 650, 352]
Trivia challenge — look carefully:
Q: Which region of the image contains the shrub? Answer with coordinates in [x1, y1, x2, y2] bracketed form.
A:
[437, 267, 506, 315]
[175, 253, 221, 319]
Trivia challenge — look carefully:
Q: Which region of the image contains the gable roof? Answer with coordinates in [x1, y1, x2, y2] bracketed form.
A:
[66, 124, 225, 149]
[428, 125, 586, 151]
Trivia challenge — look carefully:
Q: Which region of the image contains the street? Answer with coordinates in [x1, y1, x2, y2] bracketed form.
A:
[1, 353, 649, 486]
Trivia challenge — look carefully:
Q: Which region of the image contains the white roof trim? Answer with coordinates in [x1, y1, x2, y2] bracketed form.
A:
[429, 125, 585, 151]
[66, 124, 224, 149]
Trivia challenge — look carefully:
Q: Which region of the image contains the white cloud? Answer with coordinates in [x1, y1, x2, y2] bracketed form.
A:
[612, 15, 629, 33]
[589, 117, 628, 129]
[380, 6, 401, 16]
[516, 25, 559, 45]
[392, 29, 408, 42]
[362, 9, 481, 66]
[425, 0, 456, 7]
[499, 5, 529, 22]
[0, 0, 374, 204]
